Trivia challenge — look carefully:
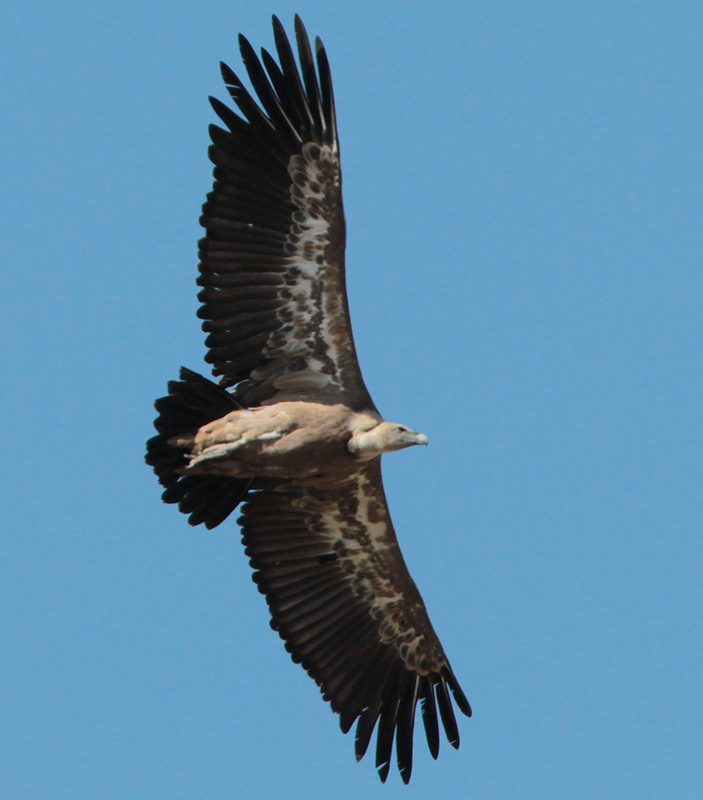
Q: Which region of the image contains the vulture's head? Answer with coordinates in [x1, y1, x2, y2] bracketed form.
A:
[349, 421, 428, 460]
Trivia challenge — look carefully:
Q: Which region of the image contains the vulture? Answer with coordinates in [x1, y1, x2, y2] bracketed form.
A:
[146, 15, 471, 783]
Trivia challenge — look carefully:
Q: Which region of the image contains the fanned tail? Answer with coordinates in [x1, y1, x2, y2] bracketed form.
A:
[145, 367, 252, 528]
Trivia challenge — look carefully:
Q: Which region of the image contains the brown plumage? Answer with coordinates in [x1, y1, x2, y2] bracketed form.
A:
[146, 15, 470, 783]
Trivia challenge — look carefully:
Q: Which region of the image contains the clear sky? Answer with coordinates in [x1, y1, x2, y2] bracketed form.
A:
[2, 1, 702, 797]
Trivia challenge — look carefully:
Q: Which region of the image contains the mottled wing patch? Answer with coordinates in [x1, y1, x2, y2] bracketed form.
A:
[239, 460, 471, 783]
[197, 16, 373, 410]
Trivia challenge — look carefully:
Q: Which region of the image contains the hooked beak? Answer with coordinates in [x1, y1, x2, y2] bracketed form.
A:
[412, 432, 429, 446]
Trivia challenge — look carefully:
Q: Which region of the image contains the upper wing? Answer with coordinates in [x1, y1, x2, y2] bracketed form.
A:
[198, 15, 374, 410]
[239, 461, 471, 783]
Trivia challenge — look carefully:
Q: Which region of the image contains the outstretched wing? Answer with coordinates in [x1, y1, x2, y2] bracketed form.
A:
[239, 461, 471, 784]
[199, 15, 374, 410]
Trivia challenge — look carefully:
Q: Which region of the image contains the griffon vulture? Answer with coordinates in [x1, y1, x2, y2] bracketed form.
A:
[146, 15, 471, 783]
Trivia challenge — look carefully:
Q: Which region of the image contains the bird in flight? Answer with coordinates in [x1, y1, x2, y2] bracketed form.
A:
[146, 14, 471, 783]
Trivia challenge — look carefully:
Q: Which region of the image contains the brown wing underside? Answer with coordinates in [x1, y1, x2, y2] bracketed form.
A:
[239, 460, 471, 783]
[199, 15, 375, 411]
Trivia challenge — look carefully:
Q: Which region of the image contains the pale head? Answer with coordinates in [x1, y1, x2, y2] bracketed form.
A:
[348, 421, 429, 460]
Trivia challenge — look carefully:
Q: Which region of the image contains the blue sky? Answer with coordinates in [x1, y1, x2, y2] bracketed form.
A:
[3, 1, 702, 797]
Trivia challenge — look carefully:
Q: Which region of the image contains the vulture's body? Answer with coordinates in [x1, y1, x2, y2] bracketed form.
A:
[146, 15, 471, 783]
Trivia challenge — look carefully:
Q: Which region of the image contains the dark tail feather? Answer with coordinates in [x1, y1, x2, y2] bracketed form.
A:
[145, 367, 251, 529]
